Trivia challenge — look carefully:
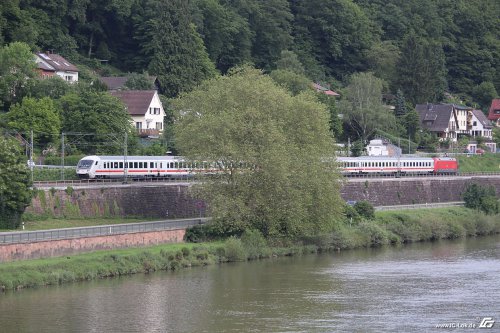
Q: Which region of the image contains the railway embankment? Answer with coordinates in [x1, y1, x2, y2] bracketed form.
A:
[26, 176, 500, 219]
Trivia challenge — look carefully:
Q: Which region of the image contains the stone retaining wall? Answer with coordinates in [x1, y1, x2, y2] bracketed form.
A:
[26, 177, 500, 219]
[341, 177, 500, 206]
[0, 229, 185, 262]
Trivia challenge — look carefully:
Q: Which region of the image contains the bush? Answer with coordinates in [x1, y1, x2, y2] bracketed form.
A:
[184, 223, 226, 242]
[224, 237, 247, 262]
[241, 229, 269, 259]
[354, 201, 375, 220]
[357, 222, 390, 247]
[463, 183, 499, 215]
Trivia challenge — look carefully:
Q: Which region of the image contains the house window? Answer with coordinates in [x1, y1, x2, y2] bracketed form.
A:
[136, 122, 142, 130]
[156, 122, 162, 130]
[473, 121, 477, 126]
[65, 75, 72, 81]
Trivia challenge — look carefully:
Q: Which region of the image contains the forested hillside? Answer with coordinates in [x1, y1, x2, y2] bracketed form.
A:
[1, 0, 498, 105]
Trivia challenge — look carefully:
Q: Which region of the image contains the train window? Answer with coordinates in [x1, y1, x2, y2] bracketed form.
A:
[150, 162, 154, 168]
[119, 162, 123, 168]
[114, 162, 118, 168]
[133, 162, 137, 168]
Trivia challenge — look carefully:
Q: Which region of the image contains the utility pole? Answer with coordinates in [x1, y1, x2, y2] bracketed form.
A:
[61, 132, 65, 181]
[347, 137, 351, 156]
[30, 130, 34, 184]
[123, 131, 128, 183]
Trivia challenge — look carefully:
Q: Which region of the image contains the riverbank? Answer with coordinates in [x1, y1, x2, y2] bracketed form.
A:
[1, 207, 499, 291]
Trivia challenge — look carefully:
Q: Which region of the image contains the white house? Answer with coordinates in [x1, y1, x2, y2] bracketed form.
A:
[366, 139, 402, 157]
[110, 90, 165, 137]
[470, 109, 493, 139]
[34, 52, 79, 83]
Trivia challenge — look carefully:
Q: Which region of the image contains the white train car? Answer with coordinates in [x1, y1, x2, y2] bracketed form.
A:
[76, 155, 200, 179]
[336, 156, 435, 174]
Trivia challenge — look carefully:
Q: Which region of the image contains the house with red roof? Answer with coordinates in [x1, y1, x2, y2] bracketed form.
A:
[34, 52, 79, 83]
[487, 99, 500, 127]
[110, 90, 165, 138]
[312, 82, 340, 96]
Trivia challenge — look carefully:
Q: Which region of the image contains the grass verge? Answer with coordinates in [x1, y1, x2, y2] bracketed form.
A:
[456, 153, 500, 173]
[1, 207, 499, 291]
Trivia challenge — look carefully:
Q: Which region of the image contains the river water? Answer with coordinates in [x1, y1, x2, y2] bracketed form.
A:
[1, 235, 499, 332]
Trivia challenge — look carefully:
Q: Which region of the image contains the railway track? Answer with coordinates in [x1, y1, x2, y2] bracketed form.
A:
[32, 172, 500, 188]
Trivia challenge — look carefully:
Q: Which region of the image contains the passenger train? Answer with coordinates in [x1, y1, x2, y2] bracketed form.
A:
[76, 155, 458, 179]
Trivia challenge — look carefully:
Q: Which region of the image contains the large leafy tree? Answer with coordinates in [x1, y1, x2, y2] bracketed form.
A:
[173, 67, 343, 239]
[0, 42, 37, 111]
[339, 72, 398, 142]
[0, 135, 32, 229]
[58, 91, 134, 154]
[135, 0, 217, 97]
[3, 97, 61, 146]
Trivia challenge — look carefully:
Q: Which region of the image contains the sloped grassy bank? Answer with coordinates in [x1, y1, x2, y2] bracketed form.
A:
[1, 207, 499, 291]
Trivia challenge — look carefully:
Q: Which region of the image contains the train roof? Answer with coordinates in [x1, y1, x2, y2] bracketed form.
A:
[336, 156, 434, 161]
[81, 155, 182, 161]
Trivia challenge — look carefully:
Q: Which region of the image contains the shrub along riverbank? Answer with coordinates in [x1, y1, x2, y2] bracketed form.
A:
[1, 207, 499, 291]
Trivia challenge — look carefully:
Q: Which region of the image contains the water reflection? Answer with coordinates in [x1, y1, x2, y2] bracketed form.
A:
[1, 235, 499, 332]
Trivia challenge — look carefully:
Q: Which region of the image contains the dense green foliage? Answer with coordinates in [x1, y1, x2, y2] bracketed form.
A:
[2, 97, 61, 146]
[463, 183, 499, 215]
[0, 42, 36, 111]
[174, 67, 343, 239]
[0, 135, 32, 229]
[0, 0, 497, 105]
[57, 91, 135, 154]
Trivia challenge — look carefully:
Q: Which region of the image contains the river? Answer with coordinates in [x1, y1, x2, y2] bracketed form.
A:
[1, 235, 499, 332]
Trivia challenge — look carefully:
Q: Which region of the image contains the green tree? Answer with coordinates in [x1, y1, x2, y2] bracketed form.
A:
[2, 97, 61, 146]
[396, 33, 447, 105]
[0, 42, 37, 111]
[124, 72, 156, 90]
[21, 76, 72, 100]
[471, 82, 498, 112]
[463, 183, 499, 215]
[194, 0, 252, 73]
[339, 72, 398, 142]
[353, 200, 375, 220]
[403, 110, 420, 141]
[290, 0, 374, 78]
[269, 69, 310, 96]
[365, 41, 400, 89]
[173, 66, 343, 239]
[0, 135, 32, 229]
[275, 50, 305, 75]
[394, 89, 408, 119]
[58, 91, 135, 154]
[135, 0, 218, 97]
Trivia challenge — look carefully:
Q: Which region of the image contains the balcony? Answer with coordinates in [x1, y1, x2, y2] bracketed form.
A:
[137, 129, 160, 138]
